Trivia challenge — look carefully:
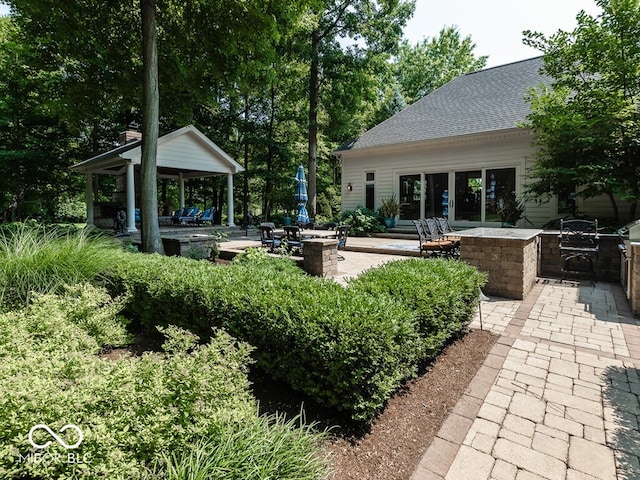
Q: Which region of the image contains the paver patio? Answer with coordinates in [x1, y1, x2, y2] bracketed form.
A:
[412, 280, 640, 480]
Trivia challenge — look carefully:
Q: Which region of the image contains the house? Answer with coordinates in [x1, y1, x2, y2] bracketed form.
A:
[335, 57, 627, 228]
[71, 125, 243, 232]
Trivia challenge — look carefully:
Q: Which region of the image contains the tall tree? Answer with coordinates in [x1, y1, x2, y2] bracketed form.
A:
[523, 0, 640, 222]
[0, 14, 87, 221]
[140, 0, 163, 253]
[394, 26, 488, 105]
[303, 0, 414, 215]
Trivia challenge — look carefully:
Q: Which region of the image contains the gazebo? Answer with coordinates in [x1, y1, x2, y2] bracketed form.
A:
[71, 125, 244, 232]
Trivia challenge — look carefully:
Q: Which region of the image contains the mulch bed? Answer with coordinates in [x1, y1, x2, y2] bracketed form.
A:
[325, 329, 496, 480]
[250, 328, 497, 479]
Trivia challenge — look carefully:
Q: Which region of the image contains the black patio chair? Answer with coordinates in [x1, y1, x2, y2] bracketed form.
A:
[423, 218, 458, 258]
[413, 219, 457, 258]
[282, 225, 303, 255]
[434, 216, 461, 253]
[559, 219, 599, 281]
[335, 224, 350, 249]
[334, 224, 350, 260]
[258, 224, 280, 252]
[435, 216, 454, 234]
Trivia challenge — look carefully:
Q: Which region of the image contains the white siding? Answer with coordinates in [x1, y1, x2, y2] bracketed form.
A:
[156, 134, 230, 173]
[340, 131, 550, 227]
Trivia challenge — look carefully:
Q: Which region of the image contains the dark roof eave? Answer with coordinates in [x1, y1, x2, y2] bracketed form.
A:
[70, 140, 141, 171]
[334, 127, 530, 157]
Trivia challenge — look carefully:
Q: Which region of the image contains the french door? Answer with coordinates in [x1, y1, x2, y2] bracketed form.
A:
[453, 170, 482, 222]
[398, 168, 516, 225]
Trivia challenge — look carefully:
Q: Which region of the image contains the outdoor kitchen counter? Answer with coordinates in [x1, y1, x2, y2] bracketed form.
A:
[450, 227, 543, 300]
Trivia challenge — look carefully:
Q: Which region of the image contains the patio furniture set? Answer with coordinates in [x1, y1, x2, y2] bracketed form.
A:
[412, 217, 461, 258]
[258, 222, 350, 256]
[412, 216, 600, 281]
[171, 207, 216, 226]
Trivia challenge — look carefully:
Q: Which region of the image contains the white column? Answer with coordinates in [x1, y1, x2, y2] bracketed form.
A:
[226, 173, 235, 226]
[178, 172, 185, 208]
[126, 162, 137, 233]
[85, 174, 94, 226]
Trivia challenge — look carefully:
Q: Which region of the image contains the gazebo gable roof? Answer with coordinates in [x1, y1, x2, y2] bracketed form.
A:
[71, 125, 243, 177]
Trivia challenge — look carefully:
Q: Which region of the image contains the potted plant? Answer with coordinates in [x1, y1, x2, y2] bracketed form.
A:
[497, 192, 532, 227]
[379, 194, 400, 228]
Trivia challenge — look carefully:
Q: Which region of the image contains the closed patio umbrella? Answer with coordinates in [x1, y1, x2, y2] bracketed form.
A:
[294, 165, 309, 224]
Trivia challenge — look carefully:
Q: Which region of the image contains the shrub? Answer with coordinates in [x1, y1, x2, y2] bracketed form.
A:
[0, 222, 125, 309]
[0, 285, 327, 479]
[349, 258, 487, 358]
[338, 208, 385, 236]
[55, 194, 87, 223]
[103, 254, 484, 423]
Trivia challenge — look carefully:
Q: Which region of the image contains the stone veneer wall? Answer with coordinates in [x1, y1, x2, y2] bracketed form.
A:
[538, 232, 621, 283]
[459, 236, 539, 300]
[302, 238, 338, 278]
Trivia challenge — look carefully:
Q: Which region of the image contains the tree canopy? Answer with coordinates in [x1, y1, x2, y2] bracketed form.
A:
[523, 0, 640, 222]
[0, 0, 489, 226]
[395, 26, 488, 105]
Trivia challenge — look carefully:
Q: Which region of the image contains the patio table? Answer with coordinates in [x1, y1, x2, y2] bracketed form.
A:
[273, 229, 338, 239]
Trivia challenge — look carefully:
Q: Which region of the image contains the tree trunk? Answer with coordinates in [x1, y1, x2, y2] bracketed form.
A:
[140, 0, 163, 254]
[263, 86, 277, 220]
[307, 31, 320, 217]
[605, 191, 619, 224]
[242, 94, 250, 226]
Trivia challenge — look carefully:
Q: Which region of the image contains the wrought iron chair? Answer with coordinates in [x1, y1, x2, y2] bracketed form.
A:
[559, 219, 599, 281]
[413, 220, 456, 258]
[423, 218, 458, 258]
[334, 224, 350, 260]
[435, 216, 461, 253]
[335, 225, 350, 249]
[282, 225, 303, 255]
[258, 224, 280, 252]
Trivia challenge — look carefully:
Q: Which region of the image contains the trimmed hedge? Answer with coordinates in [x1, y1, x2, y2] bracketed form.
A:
[104, 254, 485, 423]
[350, 258, 487, 360]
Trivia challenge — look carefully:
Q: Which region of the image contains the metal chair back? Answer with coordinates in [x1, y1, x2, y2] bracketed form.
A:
[435, 217, 454, 234]
[258, 224, 279, 252]
[423, 217, 444, 240]
[282, 225, 303, 254]
[335, 225, 350, 249]
[559, 219, 599, 281]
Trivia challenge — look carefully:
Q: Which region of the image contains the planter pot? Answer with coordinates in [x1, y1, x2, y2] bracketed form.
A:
[384, 217, 396, 228]
[501, 221, 516, 228]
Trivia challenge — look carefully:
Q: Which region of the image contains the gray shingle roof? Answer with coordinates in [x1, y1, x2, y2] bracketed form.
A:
[340, 56, 551, 151]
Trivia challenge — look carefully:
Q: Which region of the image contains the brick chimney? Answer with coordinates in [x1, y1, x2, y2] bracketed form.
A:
[118, 130, 142, 146]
